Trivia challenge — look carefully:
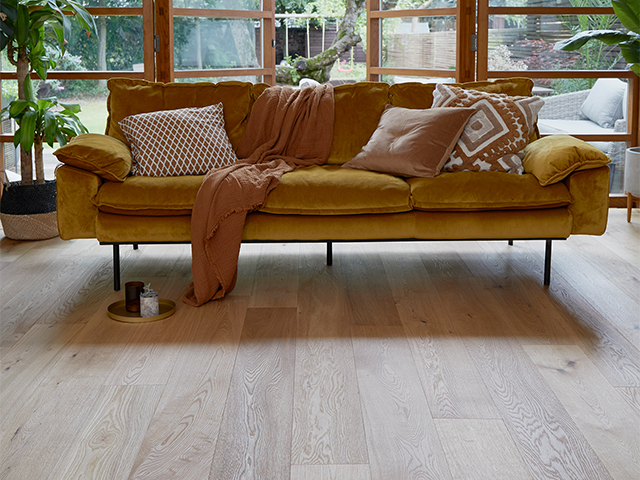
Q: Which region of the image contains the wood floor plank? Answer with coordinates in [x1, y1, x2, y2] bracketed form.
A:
[339, 244, 402, 326]
[292, 252, 368, 465]
[549, 239, 640, 346]
[351, 325, 452, 480]
[381, 244, 499, 419]
[525, 345, 640, 480]
[249, 243, 300, 308]
[50, 385, 162, 480]
[0, 239, 109, 346]
[290, 464, 371, 480]
[208, 307, 297, 480]
[434, 419, 534, 480]
[565, 233, 640, 302]
[231, 243, 262, 296]
[129, 296, 248, 480]
[0, 385, 101, 480]
[38, 297, 140, 388]
[484, 240, 640, 388]
[456, 241, 580, 345]
[617, 387, 640, 417]
[103, 277, 190, 386]
[0, 324, 84, 432]
[434, 277, 614, 480]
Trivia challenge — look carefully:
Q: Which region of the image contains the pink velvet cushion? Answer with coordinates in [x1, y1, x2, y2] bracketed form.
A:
[342, 106, 475, 178]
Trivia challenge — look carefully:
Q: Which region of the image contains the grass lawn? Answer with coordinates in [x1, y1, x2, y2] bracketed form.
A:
[73, 97, 109, 134]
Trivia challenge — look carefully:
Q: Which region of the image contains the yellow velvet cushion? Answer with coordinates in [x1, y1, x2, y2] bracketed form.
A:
[327, 82, 390, 165]
[95, 175, 204, 215]
[259, 165, 411, 215]
[54, 133, 132, 182]
[408, 171, 572, 211]
[523, 135, 611, 186]
[342, 106, 474, 178]
[106, 78, 254, 150]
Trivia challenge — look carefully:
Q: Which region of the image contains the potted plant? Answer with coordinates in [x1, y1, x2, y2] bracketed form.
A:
[0, 0, 94, 240]
[554, 0, 640, 76]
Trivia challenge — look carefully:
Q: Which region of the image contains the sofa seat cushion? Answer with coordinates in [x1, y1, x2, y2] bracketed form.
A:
[537, 119, 613, 135]
[259, 165, 412, 215]
[96, 175, 204, 216]
[408, 171, 572, 211]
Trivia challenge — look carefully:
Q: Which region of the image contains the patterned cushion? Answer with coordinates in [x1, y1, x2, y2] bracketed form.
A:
[119, 103, 238, 176]
[432, 84, 544, 174]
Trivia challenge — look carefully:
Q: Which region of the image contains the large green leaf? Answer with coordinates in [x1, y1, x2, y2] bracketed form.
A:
[43, 110, 57, 147]
[613, 0, 640, 35]
[60, 102, 81, 114]
[24, 76, 36, 103]
[9, 100, 30, 117]
[554, 30, 635, 51]
[15, 3, 30, 45]
[19, 110, 38, 153]
[621, 40, 640, 64]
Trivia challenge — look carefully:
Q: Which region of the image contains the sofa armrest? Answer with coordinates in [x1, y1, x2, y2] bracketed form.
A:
[523, 135, 610, 186]
[537, 90, 590, 121]
[53, 133, 132, 182]
[563, 166, 610, 235]
[56, 165, 101, 239]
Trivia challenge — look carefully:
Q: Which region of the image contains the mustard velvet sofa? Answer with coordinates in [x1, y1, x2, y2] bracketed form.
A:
[54, 77, 611, 290]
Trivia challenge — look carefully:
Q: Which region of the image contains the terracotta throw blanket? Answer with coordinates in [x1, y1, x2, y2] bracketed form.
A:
[184, 85, 335, 306]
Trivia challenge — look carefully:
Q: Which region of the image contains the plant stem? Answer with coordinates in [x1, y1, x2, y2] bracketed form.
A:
[34, 138, 44, 185]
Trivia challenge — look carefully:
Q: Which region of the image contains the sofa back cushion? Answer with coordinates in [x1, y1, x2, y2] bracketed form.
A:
[326, 82, 390, 165]
[106, 78, 258, 150]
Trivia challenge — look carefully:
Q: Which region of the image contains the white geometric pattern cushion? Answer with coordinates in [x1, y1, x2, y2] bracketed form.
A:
[432, 84, 544, 174]
[119, 103, 238, 176]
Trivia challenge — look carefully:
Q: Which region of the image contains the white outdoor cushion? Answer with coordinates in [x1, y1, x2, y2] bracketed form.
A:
[580, 78, 627, 129]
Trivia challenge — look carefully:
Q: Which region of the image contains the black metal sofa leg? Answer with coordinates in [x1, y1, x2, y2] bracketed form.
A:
[544, 239, 552, 286]
[113, 244, 121, 291]
[327, 241, 333, 266]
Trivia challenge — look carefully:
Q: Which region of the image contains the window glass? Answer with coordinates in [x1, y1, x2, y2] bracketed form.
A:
[174, 18, 262, 70]
[382, 16, 457, 70]
[382, 0, 457, 11]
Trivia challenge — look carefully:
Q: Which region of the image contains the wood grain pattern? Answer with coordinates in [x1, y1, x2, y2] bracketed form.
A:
[290, 464, 371, 480]
[1, 209, 638, 480]
[0, 239, 106, 346]
[617, 387, 640, 418]
[458, 241, 579, 345]
[292, 252, 368, 464]
[525, 344, 640, 480]
[351, 325, 452, 480]
[130, 296, 248, 480]
[0, 324, 84, 432]
[50, 385, 162, 480]
[0, 385, 101, 480]
[381, 243, 499, 419]
[339, 244, 402, 326]
[484, 238, 640, 388]
[208, 307, 297, 480]
[38, 300, 139, 388]
[434, 419, 534, 480]
[249, 243, 300, 308]
[434, 276, 613, 480]
[103, 277, 190, 386]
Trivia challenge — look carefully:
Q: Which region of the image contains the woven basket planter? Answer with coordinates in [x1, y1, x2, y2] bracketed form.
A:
[0, 180, 59, 240]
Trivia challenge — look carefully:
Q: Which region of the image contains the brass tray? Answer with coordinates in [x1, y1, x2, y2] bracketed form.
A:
[107, 299, 176, 323]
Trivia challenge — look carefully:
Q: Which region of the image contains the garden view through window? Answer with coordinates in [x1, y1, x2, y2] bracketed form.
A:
[1, 0, 636, 195]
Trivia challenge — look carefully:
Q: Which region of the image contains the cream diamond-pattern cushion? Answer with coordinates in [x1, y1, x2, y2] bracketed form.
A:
[432, 84, 544, 174]
[119, 103, 238, 176]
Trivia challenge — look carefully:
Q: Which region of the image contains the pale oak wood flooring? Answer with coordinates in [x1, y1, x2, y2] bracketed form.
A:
[1, 209, 639, 480]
